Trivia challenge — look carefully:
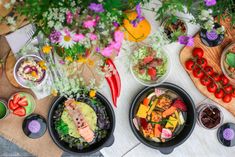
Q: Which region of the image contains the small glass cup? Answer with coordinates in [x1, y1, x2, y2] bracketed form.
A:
[197, 103, 223, 130]
[0, 98, 9, 120]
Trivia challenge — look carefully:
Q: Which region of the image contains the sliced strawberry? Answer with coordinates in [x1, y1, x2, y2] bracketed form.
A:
[18, 97, 28, 106]
[172, 99, 187, 111]
[13, 94, 21, 104]
[9, 100, 20, 111]
[18, 101, 28, 106]
[13, 107, 26, 117]
[147, 68, 156, 77]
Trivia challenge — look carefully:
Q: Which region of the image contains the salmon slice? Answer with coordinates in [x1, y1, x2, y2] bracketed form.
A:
[65, 99, 94, 143]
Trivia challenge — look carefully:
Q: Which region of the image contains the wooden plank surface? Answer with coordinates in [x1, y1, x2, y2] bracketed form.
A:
[179, 18, 235, 116]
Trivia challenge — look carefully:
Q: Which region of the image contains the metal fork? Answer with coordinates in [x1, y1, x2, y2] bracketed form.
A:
[24, 26, 35, 47]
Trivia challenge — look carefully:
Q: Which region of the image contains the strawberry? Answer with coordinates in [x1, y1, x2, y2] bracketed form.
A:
[172, 99, 187, 111]
[13, 94, 21, 104]
[13, 107, 26, 117]
[147, 68, 156, 77]
[8, 100, 19, 111]
[18, 97, 28, 106]
[143, 56, 154, 64]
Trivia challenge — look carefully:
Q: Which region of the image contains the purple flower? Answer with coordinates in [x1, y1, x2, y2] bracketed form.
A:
[89, 3, 104, 13]
[66, 10, 73, 24]
[131, 3, 145, 27]
[204, 0, 216, 6]
[49, 30, 62, 43]
[113, 22, 119, 27]
[178, 36, 194, 47]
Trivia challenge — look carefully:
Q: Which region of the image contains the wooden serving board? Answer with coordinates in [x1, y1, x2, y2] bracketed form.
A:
[180, 18, 235, 116]
[5, 51, 22, 88]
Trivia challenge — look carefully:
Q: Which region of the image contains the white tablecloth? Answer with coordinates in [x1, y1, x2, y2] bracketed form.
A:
[99, 1, 235, 157]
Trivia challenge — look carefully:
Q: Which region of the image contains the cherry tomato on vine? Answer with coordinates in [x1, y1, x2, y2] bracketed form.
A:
[193, 67, 204, 78]
[215, 89, 224, 99]
[212, 73, 221, 82]
[200, 76, 212, 86]
[224, 85, 233, 94]
[220, 74, 229, 86]
[197, 58, 207, 68]
[204, 66, 214, 76]
[207, 82, 218, 93]
[185, 59, 195, 71]
[232, 89, 235, 98]
[223, 94, 232, 103]
[193, 48, 204, 58]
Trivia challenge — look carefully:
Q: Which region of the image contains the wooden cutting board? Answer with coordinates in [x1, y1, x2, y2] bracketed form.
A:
[180, 18, 235, 116]
[5, 51, 22, 88]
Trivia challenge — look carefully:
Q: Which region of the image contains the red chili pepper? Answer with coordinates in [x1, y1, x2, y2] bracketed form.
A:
[106, 58, 121, 97]
[105, 75, 117, 107]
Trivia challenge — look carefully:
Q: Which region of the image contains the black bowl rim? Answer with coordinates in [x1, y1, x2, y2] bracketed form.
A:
[48, 92, 116, 155]
[129, 82, 196, 151]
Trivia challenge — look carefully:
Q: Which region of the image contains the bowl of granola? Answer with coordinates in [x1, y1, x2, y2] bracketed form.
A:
[14, 55, 47, 88]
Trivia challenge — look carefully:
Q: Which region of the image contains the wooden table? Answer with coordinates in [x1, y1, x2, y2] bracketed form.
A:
[1, 1, 235, 157]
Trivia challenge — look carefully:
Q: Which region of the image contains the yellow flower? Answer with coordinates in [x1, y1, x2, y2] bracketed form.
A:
[38, 61, 47, 70]
[51, 89, 58, 96]
[65, 56, 73, 62]
[42, 45, 52, 54]
[89, 90, 96, 98]
[87, 59, 94, 67]
[77, 57, 87, 63]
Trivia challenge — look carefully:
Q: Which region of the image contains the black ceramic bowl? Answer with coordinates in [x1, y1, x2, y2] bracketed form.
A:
[48, 92, 115, 155]
[129, 82, 196, 154]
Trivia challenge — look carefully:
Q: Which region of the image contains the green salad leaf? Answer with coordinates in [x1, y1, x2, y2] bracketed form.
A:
[55, 119, 69, 135]
[226, 52, 235, 68]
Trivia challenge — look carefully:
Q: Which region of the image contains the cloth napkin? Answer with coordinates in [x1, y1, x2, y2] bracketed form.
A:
[5, 24, 52, 100]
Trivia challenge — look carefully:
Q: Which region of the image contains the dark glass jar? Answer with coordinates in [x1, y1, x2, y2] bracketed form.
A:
[199, 23, 225, 47]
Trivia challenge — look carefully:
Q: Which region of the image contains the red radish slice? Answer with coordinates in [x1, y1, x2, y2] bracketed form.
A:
[161, 128, 172, 139]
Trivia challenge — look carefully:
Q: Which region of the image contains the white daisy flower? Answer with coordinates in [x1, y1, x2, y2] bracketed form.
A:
[59, 30, 75, 49]
[4, 3, 11, 9]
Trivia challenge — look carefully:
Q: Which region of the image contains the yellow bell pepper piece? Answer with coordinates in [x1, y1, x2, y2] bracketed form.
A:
[147, 99, 158, 115]
[136, 104, 149, 118]
[165, 116, 178, 131]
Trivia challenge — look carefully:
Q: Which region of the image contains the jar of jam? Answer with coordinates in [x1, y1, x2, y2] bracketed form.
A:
[197, 104, 223, 129]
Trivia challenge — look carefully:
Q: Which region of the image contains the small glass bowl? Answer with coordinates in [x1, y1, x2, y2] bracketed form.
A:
[161, 17, 188, 43]
[130, 44, 171, 86]
[0, 98, 9, 120]
[8, 92, 36, 117]
[221, 42, 235, 86]
[197, 104, 224, 130]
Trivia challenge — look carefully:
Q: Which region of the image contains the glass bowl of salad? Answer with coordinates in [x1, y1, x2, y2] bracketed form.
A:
[221, 42, 235, 85]
[130, 44, 171, 86]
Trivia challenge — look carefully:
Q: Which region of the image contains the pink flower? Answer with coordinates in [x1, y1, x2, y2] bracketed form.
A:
[83, 19, 97, 28]
[73, 34, 85, 42]
[101, 46, 113, 57]
[89, 33, 97, 41]
[114, 30, 124, 43]
[66, 10, 73, 24]
[110, 41, 122, 51]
